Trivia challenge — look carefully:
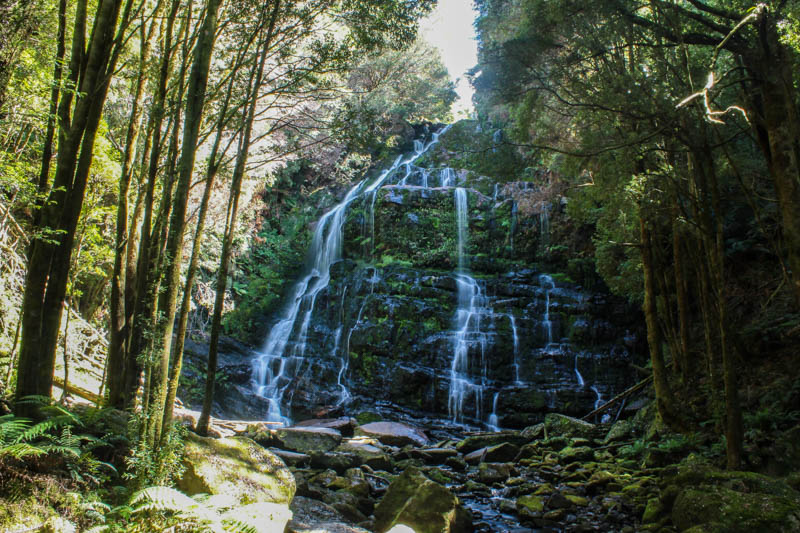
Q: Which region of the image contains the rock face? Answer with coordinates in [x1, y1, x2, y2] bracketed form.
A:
[178, 433, 296, 505]
[238, 128, 642, 428]
[373, 467, 472, 533]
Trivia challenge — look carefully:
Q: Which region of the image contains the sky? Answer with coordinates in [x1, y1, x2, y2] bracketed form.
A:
[420, 0, 479, 116]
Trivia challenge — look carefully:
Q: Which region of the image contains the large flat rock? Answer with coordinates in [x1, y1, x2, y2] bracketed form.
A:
[355, 421, 428, 447]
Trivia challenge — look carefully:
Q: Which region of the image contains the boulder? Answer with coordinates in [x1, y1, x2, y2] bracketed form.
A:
[220, 502, 293, 533]
[604, 419, 635, 444]
[408, 447, 460, 465]
[311, 451, 363, 473]
[270, 448, 311, 467]
[558, 446, 595, 464]
[476, 462, 515, 484]
[355, 421, 428, 447]
[337, 439, 394, 471]
[516, 494, 544, 518]
[295, 417, 357, 437]
[272, 427, 343, 453]
[484, 442, 520, 463]
[373, 467, 472, 533]
[178, 433, 295, 505]
[543, 414, 596, 439]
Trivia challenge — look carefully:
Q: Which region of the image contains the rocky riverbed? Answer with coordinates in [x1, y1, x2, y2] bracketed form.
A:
[177, 405, 800, 533]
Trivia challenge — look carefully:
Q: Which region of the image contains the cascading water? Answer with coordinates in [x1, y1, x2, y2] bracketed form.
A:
[487, 392, 501, 431]
[252, 127, 450, 424]
[447, 188, 492, 424]
[510, 314, 520, 385]
[540, 274, 555, 346]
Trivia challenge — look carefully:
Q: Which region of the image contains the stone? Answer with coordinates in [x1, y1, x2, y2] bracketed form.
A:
[445, 455, 468, 471]
[409, 447, 459, 464]
[544, 414, 596, 439]
[290, 523, 372, 533]
[270, 448, 311, 467]
[642, 497, 663, 524]
[464, 447, 488, 464]
[273, 426, 343, 454]
[311, 451, 363, 473]
[558, 446, 595, 464]
[484, 442, 520, 462]
[373, 467, 472, 533]
[355, 421, 428, 447]
[547, 493, 576, 509]
[520, 423, 545, 441]
[178, 433, 295, 505]
[476, 462, 515, 484]
[516, 494, 544, 517]
[295, 417, 357, 436]
[604, 419, 635, 444]
[337, 438, 393, 471]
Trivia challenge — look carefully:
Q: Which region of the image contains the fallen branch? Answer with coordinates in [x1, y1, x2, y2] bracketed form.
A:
[581, 374, 653, 421]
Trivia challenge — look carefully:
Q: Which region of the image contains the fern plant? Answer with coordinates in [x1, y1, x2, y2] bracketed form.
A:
[0, 398, 116, 486]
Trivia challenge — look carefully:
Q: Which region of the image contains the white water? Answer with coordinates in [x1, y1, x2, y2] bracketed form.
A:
[540, 274, 555, 345]
[440, 167, 456, 187]
[448, 188, 492, 425]
[253, 127, 450, 424]
[575, 353, 585, 387]
[510, 314, 521, 384]
[487, 392, 501, 431]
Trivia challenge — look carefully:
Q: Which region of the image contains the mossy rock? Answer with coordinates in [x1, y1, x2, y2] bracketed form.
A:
[516, 494, 544, 517]
[544, 413, 596, 439]
[373, 467, 472, 533]
[672, 486, 800, 532]
[179, 433, 295, 505]
[559, 445, 595, 463]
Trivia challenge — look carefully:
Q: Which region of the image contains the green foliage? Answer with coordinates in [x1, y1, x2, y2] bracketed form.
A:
[124, 421, 186, 490]
[0, 399, 116, 487]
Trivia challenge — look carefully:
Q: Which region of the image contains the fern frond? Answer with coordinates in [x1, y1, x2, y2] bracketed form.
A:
[0, 442, 47, 459]
[131, 486, 199, 513]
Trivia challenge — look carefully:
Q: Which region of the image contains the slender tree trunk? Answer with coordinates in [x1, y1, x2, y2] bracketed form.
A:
[149, 0, 224, 447]
[672, 213, 690, 381]
[640, 216, 681, 429]
[197, 0, 281, 436]
[108, 6, 160, 408]
[37, 0, 67, 194]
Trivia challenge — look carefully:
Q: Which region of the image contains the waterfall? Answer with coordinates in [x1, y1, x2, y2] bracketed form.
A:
[487, 392, 500, 431]
[448, 188, 491, 424]
[540, 274, 554, 346]
[510, 314, 520, 384]
[252, 126, 451, 425]
[440, 167, 456, 187]
[574, 353, 585, 387]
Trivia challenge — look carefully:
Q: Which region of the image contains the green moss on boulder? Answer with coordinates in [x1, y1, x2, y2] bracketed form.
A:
[373, 467, 472, 533]
[178, 433, 295, 505]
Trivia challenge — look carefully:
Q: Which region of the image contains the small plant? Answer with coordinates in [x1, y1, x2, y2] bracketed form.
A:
[124, 419, 186, 489]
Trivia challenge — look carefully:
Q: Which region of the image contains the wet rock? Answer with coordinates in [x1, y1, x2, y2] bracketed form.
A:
[311, 451, 363, 473]
[409, 447, 459, 464]
[604, 419, 635, 444]
[270, 448, 311, 467]
[544, 414, 596, 439]
[559, 446, 595, 463]
[483, 442, 520, 462]
[446, 455, 468, 471]
[464, 447, 488, 465]
[373, 467, 472, 533]
[475, 462, 515, 484]
[516, 494, 544, 518]
[178, 433, 295, 505]
[264, 426, 343, 454]
[337, 439, 393, 471]
[295, 417, 357, 437]
[547, 493, 576, 510]
[355, 421, 428, 447]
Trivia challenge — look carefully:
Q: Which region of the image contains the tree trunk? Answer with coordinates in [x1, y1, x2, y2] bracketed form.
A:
[196, 0, 281, 436]
[149, 0, 223, 447]
[640, 216, 681, 429]
[108, 5, 160, 408]
[15, 0, 126, 416]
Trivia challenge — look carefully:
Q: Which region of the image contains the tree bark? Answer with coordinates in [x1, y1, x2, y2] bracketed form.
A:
[15, 0, 127, 416]
[640, 216, 681, 430]
[148, 0, 223, 447]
